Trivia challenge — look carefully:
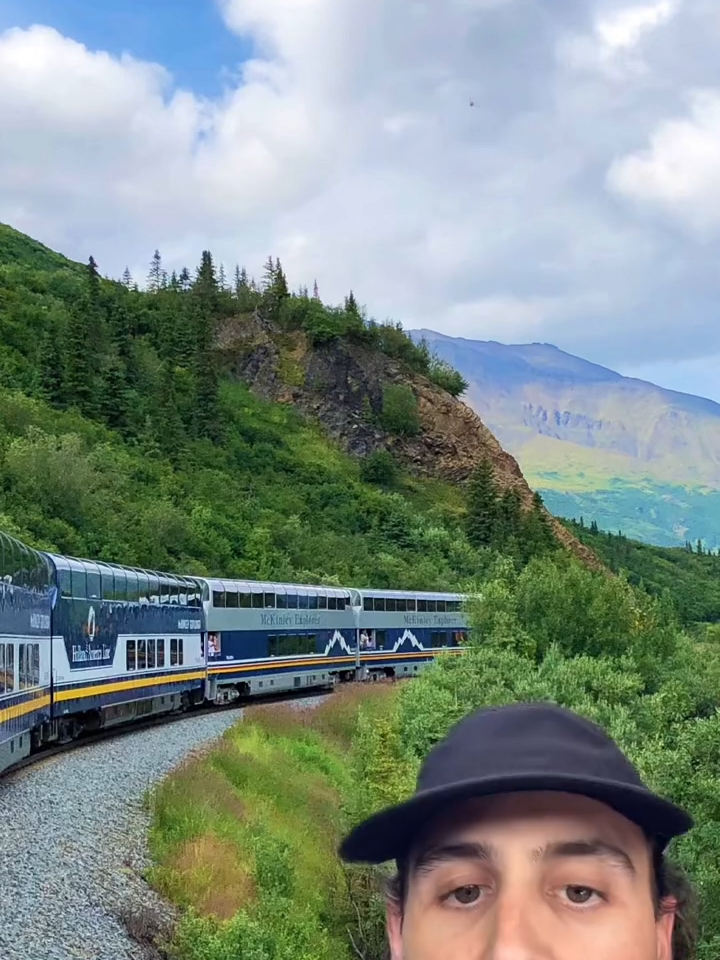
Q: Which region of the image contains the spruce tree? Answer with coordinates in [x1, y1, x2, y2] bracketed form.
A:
[121, 267, 133, 289]
[179, 267, 191, 292]
[148, 250, 163, 292]
[466, 459, 498, 548]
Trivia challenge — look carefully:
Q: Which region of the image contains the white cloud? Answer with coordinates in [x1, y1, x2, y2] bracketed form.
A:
[0, 1, 720, 384]
[557, 0, 679, 77]
[607, 90, 720, 236]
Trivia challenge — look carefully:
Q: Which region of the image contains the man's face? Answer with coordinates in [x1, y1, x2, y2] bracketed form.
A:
[386, 791, 675, 960]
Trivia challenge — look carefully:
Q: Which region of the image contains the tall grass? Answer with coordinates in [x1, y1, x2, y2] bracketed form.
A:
[147, 685, 396, 960]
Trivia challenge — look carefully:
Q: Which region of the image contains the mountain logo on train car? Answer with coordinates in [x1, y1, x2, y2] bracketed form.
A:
[392, 629, 424, 652]
[324, 630, 353, 656]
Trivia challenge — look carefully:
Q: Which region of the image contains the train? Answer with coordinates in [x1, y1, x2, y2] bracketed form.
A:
[0, 531, 470, 775]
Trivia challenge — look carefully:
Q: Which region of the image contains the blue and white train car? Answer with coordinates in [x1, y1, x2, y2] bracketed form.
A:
[0, 533, 54, 773]
[356, 588, 468, 679]
[46, 554, 206, 736]
[200, 578, 358, 700]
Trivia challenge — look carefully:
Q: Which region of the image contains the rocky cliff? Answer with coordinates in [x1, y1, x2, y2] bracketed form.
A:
[217, 313, 601, 570]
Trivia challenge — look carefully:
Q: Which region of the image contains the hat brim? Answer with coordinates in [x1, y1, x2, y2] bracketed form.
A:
[339, 772, 694, 864]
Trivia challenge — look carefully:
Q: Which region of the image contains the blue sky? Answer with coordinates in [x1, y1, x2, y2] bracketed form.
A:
[1, 0, 720, 402]
[0, 0, 251, 96]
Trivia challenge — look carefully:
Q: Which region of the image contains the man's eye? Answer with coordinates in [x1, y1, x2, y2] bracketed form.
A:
[562, 885, 602, 906]
[447, 884, 482, 906]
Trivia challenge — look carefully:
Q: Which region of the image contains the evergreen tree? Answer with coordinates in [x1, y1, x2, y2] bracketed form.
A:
[313, 279, 320, 300]
[466, 459, 498, 548]
[156, 361, 185, 454]
[121, 267, 133, 289]
[148, 250, 163, 292]
[218, 263, 227, 290]
[262, 256, 276, 291]
[494, 487, 522, 546]
[65, 256, 103, 415]
[179, 267, 191, 292]
[38, 308, 67, 406]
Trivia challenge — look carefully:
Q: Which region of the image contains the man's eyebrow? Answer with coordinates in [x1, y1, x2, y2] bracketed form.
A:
[538, 839, 636, 875]
[412, 841, 496, 876]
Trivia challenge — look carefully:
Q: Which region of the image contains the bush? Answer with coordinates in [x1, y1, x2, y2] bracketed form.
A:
[360, 450, 397, 485]
[378, 383, 421, 437]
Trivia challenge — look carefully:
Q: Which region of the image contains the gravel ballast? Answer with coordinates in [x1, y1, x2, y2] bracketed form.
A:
[0, 697, 325, 960]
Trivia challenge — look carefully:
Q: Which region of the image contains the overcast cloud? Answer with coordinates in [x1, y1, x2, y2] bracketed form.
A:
[1, 0, 719, 392]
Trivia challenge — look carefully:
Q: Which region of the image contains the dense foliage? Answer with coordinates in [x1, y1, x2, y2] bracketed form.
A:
[353, 554, 720, 959]
[150, 552, 720, 959]
[564, 517, 720, 625]
[0, 223, 526, 586]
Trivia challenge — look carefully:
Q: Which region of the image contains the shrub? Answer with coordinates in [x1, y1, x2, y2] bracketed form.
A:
[379, 383, 421, 437]
[360, 450, 397, 485]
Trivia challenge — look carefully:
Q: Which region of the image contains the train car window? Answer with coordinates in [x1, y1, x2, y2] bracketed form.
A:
[376, 597, 387, 612]
[71, 567, 87, 599]
[286, 594, 298, 609]
[170, 638, 178, 666]
[178, 588, 188, 607]
[157, 638, 165, 667]
[298, 594, 309, 610]
[5, 644, 14, 692]
[0, 643, 5, 694]
[436, 600, 446, 612]
[417, 599, 427, 612]
[426, 600, 437, 612]
[58, 569, 73, 598]
[431, 632, 447, 647]
[137, 638, 147, 671]
[264, 593, 275, 608]
[375, 630, 387, 649]
[363, 597, 373, 611]
[178, 638, 184, 666]
[125, 571, 139, 603]
[86, 569, 101, 600]
[172, 583, 182, 605]
[18, 644, 26, 689]
[212, 590, 225, 608]
[308, 595, 318, 610]
[276, 594, 286, 609]
[126, 640, 136, 671]
[268, 634, 316, 657]
[137, 574, 149, 604]
[405, 599, 417, 612]
[318, 595, 327, 610]
[396, 599, 407, 612]
[225, 589, 238, 608]
[251, 592, 263, 609]
[32, 644, 40, 685]
[147, 639, 156, 669]
[116, 571, 129, 602]
[148, 576, 160, 605]
[385, 598, 396, 612]
[101, 569, 115, 601]
[239, 592, 252, 608]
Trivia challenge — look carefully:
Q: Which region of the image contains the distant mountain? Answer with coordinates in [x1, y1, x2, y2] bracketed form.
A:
[411, 330, 720, 549]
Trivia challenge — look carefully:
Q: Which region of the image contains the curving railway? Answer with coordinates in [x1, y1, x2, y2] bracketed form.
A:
[0, 530, 470, 777]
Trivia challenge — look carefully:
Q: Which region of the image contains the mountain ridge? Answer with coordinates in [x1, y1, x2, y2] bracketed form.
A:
[411, 329, 720, 548]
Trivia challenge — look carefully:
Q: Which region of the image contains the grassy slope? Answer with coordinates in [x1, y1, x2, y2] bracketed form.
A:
[147, 686, 394, 960]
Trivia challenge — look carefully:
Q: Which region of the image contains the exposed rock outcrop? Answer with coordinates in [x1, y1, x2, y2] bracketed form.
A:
[217, 313, 601, 570]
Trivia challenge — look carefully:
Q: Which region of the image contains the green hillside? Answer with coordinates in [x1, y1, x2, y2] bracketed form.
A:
[0, 222, 537, 588]
[562, 517, 720, 626]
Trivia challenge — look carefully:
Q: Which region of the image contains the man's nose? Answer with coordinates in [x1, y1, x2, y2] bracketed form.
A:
[484, 891, 554, 960]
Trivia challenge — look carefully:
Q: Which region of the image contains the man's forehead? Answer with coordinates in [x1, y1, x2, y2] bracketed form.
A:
[409, 790, 644, 859]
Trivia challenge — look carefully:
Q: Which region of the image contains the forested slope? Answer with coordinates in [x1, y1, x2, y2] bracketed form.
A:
[563, 518, 720, 625]
[0, 222, 565, 585]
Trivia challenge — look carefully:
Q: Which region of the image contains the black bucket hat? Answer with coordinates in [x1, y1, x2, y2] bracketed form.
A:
[339, 701, 693, 864]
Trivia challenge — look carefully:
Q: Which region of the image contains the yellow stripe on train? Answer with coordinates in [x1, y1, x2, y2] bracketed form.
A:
[0, 693, 51, 725]
[54, 671, 207, 702]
